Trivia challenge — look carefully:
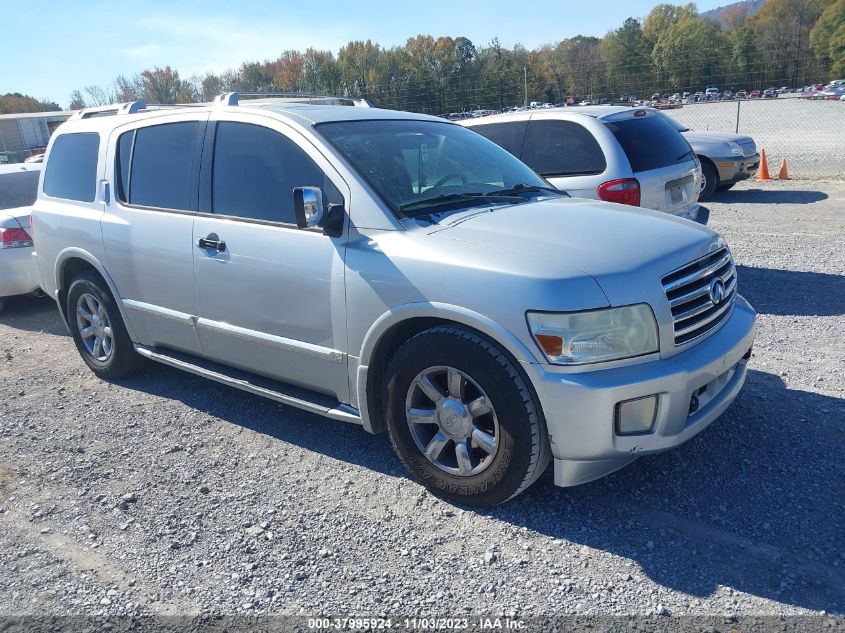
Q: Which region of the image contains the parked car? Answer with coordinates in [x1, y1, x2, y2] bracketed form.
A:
[24, 153, 45, 163]
[462, 106, 707, 224]
[749, 90, 761, 99]
[705, 86, 719, 99]
[32, 95, 755, 507]
[661, 115, 759, 200]
[0, 163, 43, 311]
[762, 88, 777, 98]
[735, 91, 747, 100]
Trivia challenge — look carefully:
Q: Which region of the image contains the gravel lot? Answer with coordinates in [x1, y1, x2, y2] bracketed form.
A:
[0, 179, 843, 624]
[664, 97, 845, 179]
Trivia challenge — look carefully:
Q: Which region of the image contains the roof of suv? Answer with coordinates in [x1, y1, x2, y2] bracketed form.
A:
[463, 105, 650, 125]
[57, 99, 442, 137]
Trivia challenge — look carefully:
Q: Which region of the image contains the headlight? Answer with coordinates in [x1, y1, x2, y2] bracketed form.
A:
[727, 141, 743, 156]
[527, 304, 659, 365]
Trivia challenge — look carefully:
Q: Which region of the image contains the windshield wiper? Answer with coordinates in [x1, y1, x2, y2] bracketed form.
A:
[485, 184, 565, 197]
[398, 192, 520, 214]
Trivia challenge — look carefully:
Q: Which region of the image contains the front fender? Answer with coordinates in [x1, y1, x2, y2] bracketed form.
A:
[355, 301, 543, 433]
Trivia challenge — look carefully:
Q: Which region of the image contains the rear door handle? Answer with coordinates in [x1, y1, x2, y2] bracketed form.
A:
[197, 236, 226, 252]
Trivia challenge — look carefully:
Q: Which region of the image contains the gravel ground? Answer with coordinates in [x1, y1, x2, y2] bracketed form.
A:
[664, 97, 845, 178]
[0, 179, 843, 624]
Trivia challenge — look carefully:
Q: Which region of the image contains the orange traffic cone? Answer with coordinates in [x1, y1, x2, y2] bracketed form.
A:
[757, 148, 771, 180]
[778, 159, 790, 180]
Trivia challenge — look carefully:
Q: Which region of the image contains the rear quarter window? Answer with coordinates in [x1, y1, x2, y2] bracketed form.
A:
[604, 115, 693, 173]
[42, 133, 99, 202]
[521, 119, 606, 177]
[0, 170, 40, 210]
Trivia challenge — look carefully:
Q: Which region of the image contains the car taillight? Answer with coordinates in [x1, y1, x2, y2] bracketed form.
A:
[0, 226, 34, 249]
[597, 178, 641, 206]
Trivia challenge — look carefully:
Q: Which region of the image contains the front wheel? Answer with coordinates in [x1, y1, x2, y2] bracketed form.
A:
[67, 272, 144, 379]
[699, 160, 718, 201]
[716, 182, 736, 192]
[385, 326, 550, 507]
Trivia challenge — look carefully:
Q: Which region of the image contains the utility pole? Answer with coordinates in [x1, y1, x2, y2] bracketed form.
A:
[524, 67, 528, 108]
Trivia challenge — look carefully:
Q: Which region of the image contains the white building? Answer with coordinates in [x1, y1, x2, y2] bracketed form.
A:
[0, 111, 72, 161]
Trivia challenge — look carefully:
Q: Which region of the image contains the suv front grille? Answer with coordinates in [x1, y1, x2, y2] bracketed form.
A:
[662, 248, 736, 345]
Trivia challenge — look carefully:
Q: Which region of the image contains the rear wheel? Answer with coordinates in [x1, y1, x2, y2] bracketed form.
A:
[67, 272, 144, 379]
[385, 325, 550, 507]
[699, 160, 718, 201]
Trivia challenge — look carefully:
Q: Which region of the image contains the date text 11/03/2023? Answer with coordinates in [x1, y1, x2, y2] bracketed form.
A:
[307, 617, 526, 630]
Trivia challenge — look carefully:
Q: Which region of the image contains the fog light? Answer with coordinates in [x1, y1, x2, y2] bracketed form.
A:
[615, 395, 658, 435]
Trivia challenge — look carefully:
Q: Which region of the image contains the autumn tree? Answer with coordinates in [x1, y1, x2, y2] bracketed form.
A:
[810, 0, 845, 75]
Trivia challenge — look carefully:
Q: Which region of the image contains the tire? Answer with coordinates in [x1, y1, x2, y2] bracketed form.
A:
[66, 272, 144, 379]
[384, 325, 551, 507]
[716, 183, 736, 192]
[699, 160, 718, 201]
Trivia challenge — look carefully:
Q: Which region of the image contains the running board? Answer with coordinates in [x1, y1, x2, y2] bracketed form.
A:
[134, 345, 362, 425]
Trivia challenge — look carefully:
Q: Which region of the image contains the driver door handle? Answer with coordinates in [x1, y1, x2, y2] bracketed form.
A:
[197, 236, 226, 252]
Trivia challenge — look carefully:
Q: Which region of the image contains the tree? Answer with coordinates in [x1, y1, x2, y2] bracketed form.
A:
[0, 93, 60, 114]
[652, 14, 728, 91]
[810, 0, 845, 75]
[602, 17, 651, 97]
[750, 0, 834, 86]
[68, 90, 86, 110]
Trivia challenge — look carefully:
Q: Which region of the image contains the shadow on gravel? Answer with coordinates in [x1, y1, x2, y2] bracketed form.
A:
[119, 361, 845, 613]
[488, 369, 845, 614]
[714, 189, 828, 204]
[0, 295, 66, 336]
[737, 265, 845, 316]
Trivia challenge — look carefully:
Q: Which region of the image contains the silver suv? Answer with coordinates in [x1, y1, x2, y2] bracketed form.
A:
[32, 94, 756, 507]
[461, 106, 708, 224]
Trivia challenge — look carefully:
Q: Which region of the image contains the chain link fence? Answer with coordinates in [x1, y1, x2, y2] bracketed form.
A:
[661, 95, 845, 179]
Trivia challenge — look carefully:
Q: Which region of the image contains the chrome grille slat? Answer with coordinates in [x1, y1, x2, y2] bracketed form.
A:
[663, 252, 731, 292]
[662, 247, 737, 345]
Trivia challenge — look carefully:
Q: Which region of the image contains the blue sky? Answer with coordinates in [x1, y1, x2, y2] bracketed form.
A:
[2, 0, 730, 107]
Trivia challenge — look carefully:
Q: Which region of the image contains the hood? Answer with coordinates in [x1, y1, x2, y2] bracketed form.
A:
[426, 196, 723, 305]
[682, 130, 753, 144]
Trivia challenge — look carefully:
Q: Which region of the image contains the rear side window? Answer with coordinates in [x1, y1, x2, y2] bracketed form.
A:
[0, 170, 40, 210]
[521, 120, 606, 177]
[604, 115, 693, 173]
[123, 122, 199, 210]
[471, 121, 527, 157]
[43, 133, 99, 202]
[211, 122, 339, 224]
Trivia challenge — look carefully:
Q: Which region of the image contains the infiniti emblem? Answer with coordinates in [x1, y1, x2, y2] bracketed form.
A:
[709, 278, 726, 305]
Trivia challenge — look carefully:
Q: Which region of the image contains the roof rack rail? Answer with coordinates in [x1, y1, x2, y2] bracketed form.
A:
[71, 101, 146, 120]
[222, 92, 373, 108]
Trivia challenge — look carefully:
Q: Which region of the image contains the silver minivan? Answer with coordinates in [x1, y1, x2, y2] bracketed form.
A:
[462, 106, 707, 224]
[32, 95, 754, 507]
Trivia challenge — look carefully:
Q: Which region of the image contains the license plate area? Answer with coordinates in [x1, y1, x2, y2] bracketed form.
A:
[665, 174, 694, 208]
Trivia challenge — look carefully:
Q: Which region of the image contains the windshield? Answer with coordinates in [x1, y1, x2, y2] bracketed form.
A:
[0, 170, 40, 211]
[316, 119, 555, 219]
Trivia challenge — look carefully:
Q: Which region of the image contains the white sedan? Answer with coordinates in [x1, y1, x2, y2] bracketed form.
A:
[0, 163, 42, 311]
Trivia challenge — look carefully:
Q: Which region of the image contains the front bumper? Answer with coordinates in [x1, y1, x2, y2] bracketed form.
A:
[0, 248, 41, 298]
[714, 154, 760, 184]
[526, 295, 756, 487]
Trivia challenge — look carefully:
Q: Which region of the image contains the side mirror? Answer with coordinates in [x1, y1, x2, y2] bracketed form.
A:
[294, 186, 325, 229]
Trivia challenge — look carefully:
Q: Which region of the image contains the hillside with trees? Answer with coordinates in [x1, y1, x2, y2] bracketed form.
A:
[60, 0, 844, 113]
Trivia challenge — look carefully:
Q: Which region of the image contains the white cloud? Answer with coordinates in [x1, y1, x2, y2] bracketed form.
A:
[127, 14, 349, 77]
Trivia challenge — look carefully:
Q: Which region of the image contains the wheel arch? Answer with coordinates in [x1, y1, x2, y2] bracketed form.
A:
[54, 249, 136, 340]
[356, 303, 543, 434]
